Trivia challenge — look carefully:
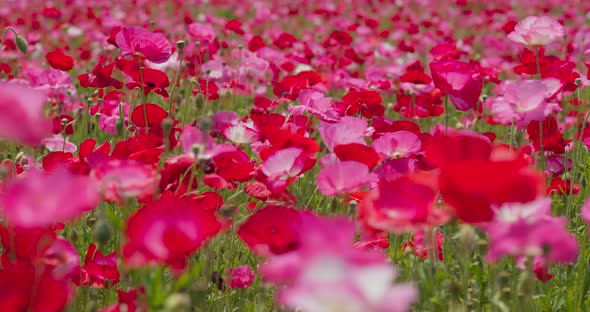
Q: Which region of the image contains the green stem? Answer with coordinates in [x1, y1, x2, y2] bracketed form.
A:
[168, 48, 185, 115]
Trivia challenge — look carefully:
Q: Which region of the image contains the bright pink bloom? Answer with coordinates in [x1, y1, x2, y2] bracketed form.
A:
[484, 198, 578, 265]
[317, 117, 369, 152]
[123, 193, 222, 272]
[188, 22, 216, 44]
[508, 16, 565, 46]
[261, 214, 417, 312]
[0, 167, 99, 228]
[226, 265, 255, 289]
[41, 134, 77, 153]
[316, 161, 376, 196]
[372, 131, 421, 159]
[0, 83, 51, 146]
[290, 90, 340, 122]
[90, 159, 159, 203]
[115, 27, 172, 63]
[430, 59, 482, 111]
[489, 79, 561, 126]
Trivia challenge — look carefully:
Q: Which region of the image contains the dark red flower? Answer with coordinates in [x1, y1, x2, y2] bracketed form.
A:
[237, 205, 301, 256]
[45, 49, 74, 71]
[126, 68, 170, 97]
[340, 88, 384, 119]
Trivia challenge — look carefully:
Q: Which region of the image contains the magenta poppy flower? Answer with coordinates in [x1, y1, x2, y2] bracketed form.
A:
[226, 265, 255, 289]
[123, 193, 223, 272]
[317, 117, 369, 152]
[484, 198, 578, 265]
[508, 16, 565, 46]
[430, 59, 482, 111]
[115, 26, 172, 63]
[0, 83, 52, 146]
[0, 167, 99, 228]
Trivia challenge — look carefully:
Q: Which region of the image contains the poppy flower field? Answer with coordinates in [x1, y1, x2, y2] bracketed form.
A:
[3, 0, 590, 311]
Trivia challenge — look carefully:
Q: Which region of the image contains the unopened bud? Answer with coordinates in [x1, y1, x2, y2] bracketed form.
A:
[15, 35, 28, 54]
[198, 116, 212, 132]
[517, 270, 536, 296]
[116, 117, 125, 136]
[176, 40, 186, 50]
[93, 219, 113, 246]
[161, 117, 174, 135]
[454, 224, 477, 253]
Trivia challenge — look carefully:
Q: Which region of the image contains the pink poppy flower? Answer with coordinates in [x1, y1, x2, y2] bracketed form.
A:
[90, 159, 159, 203]
[123, 193, 223, 272]
[316, 161, 376, 196]
[359, 177, 449, 233]
[260, 214, 418, 312]
[484, 198, 578, 265]
[317, 117, 369, 152]
[115, 27, 172, 63]
[430, 59, 482, 111]
[489, 79, 561, 126]
[226, 265, 255, 289]
[0, 167, 99, 228]
[508, 16, 565, 46]
[0, 83, 51, 146]
[289, 89, 340, 122]
[188, 22, 216, 44]
[41, 134, 77, 153]
[372, 131, 421, 159]
[75, 243, 119, 288]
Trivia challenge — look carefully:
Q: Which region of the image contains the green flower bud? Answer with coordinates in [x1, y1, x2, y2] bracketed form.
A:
[15, 35, 28, 54]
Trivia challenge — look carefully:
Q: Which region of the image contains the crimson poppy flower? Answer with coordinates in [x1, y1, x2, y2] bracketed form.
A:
[439, 160, 544, 223]
[192, 79, 220, 100]
[334, 143, 380, 170]
[225, 19, 245, 35]
[248, 35, 266, 52]
[123, 193, 223, 272]
[52, 114, 75, 135]
[78, 58, 124, 89]
[237, 205, 301, 256]
[75, 244, 119, 288]
[126, 68, 170, 97]
[0, 261, 72, 312]
[340, 88, 385, 119]
[45, 49, 74, 71]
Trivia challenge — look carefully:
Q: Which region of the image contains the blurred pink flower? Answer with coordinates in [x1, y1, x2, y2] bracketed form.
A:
[484, 198, 578, 265]
[226, 265, 255, 289]
[261, 214, 417, 312]
[0, 167, 99, 228]
[90, 159, 159, 203]
[0, 83, 51, 146]
[508, 16, 565, 46]
[316, 161, 376, 196]
[115, 27, 172, 63]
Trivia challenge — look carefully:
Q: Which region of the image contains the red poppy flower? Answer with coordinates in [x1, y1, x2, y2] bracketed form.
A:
[78, 58, 123, 89]
[75, 244, 119, 288]
[334, 143, 380, 170]
[45, 49, 74, 71]
[439, 160, 544, 223]
[340, 88, 384, 119]
[126, 68, 170, 97]
[237, 205, 301, 256]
